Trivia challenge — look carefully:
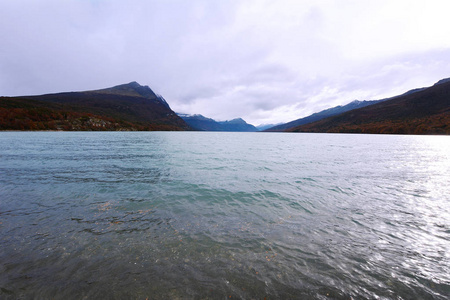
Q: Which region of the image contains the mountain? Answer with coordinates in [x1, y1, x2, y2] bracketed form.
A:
[265, 100, 384, 131]
[178, 114, 258, 131]
[177, 114, 224, 131]
[0, 82, 191, 131]
[265, 87, 429, 132]
[288, 78, 450, 134]
[256, 123, 282, 131]
[218, 118, 258, 132]
[93, 81, 171, 109]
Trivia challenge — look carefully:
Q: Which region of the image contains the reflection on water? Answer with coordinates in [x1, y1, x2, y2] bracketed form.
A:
[0, 132, 449, 299]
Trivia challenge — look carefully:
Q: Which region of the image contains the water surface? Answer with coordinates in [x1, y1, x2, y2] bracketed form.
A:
[0, 132, 449, 299]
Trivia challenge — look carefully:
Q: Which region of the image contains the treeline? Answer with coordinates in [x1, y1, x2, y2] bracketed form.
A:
[0, 98, 184, 131]
[290, 112, 449, 135]
[0, 106, 128, 130]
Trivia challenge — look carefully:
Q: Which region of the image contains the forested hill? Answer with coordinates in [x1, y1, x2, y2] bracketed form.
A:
[0, 82, 191, 131]
[266, 100, 383, 132]
[288, 79, 450, 135]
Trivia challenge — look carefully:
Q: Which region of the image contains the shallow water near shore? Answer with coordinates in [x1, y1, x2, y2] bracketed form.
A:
[0, 132, 449, 299]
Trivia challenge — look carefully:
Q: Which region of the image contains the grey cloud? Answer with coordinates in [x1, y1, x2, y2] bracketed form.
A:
[1, 1, 450, 125]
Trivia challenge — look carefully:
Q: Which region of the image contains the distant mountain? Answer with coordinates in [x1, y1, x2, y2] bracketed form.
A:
[265, 87, 428, 132]
[178, 114, 257, 131]
[218, 118, 258, 132]
[256, 123, 282, 131]
[177, 114, 224, 131]
[265, 100, 384, 131]
[288, 78, 450, 134]
[0, 82, 191, 131]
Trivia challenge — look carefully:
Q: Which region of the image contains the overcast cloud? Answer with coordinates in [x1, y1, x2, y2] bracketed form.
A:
[1, 0, 450, 125]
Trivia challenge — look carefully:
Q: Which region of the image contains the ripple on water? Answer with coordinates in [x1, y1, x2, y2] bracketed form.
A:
[0, 132, 449, 299]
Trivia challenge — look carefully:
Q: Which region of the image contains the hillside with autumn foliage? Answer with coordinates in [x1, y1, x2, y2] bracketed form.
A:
[0, 82, 191, 131]
[288, 78, 450, 135]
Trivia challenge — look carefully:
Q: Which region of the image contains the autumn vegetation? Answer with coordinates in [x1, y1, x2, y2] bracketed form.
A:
[288, 79, 450, 135]
[0, 82, 191, 131]
[1, 79, 449, 134]
[0, 97, 187, 131]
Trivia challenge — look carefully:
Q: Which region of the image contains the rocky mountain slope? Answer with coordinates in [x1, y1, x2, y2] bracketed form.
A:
[0, 82, 191, 131]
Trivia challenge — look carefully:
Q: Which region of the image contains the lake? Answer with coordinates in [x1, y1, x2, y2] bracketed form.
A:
[0, 132, 449, 299]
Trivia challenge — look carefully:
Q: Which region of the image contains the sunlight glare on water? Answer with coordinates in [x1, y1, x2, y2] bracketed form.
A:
[0, 132, 449, 299]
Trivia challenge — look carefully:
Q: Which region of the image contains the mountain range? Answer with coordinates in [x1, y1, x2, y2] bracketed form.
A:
[178, 114, 257, 132]
[288, 78, 450, 134]
[265, 100, 384, 132]
[1, 78, 449, 134]
[264, 86, 432, 132]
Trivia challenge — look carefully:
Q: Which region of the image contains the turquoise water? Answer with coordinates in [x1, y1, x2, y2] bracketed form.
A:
[0, 132, 449, 299]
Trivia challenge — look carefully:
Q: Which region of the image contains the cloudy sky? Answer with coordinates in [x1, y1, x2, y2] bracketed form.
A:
[1, 0, 450, 125]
